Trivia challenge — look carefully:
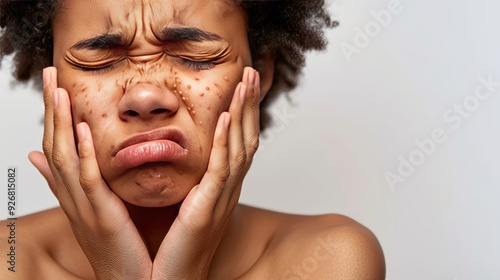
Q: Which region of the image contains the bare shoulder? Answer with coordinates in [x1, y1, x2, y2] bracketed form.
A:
[0, 208, 91, 280]
[240, 206, 386, 280]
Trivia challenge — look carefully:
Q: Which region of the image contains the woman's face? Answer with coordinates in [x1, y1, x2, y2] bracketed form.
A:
[51, 0, 252, 207]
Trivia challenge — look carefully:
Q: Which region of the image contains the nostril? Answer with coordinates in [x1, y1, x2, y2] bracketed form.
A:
[151, 108, 168, 115]
[124, 110, 140, 117]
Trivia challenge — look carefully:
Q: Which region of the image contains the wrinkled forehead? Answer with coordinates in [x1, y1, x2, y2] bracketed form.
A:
[55, 0, 242, 34]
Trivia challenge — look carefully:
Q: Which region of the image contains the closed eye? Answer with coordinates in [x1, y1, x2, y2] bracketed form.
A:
[73, 64, 116, 73]
[180, 58, 215, 71]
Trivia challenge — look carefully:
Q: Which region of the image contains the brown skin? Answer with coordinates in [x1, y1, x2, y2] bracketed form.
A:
[0, 0, 385, 279]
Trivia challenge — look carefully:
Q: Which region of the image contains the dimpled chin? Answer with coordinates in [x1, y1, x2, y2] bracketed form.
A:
[109, 163, 196, 207]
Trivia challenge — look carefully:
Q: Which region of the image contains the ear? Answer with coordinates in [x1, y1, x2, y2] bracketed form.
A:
[255, 51, 275, 102]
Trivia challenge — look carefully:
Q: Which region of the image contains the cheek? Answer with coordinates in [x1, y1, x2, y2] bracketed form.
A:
[69, 81, 113, 122]
[173, 72, 236, 126]
[67, 82, 120, 157]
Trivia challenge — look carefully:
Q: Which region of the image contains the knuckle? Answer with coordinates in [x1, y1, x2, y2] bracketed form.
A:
[52, 112, 64, 128]
[79, 172, 96, 194]
[43, 89, 52, 107]
[51, 150, 67, 172]
[215, 164, 231, 183]
[42, 138, 53, 156]
[192, 215, 214, 230]
[235, 150, 247, 167]
[247, 136, 260, 157]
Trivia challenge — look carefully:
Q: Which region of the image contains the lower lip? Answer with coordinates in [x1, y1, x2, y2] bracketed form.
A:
[114, 140, 187, 169]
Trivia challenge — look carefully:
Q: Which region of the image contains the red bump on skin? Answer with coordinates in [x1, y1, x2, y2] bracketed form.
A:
[206, 86, 210, 91]
[217, 93, 222, 99]
[86, 101, 90, 106]
[199, 93, 205, 97]
[72, 82, 77, 88]
[85, 94, 88, 98]
[214, 83, 220, 89]
[81, 86, 88, 93]
[207, 106, 211, 110]
[224, 76, 229, 82]
[89, 110, 93, 115]
[102, 113, 108, 118]
[195, 77, 200, 81]
[187, 85, 191, 90]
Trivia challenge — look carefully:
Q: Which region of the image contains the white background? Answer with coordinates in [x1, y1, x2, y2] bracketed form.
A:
[1, 0, 499, 279]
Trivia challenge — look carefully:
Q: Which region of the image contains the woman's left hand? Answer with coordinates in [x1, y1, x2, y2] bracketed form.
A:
[151, 67, 261, 280]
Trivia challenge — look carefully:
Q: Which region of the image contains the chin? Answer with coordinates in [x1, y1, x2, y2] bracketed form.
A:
[106, 163, 206, 207]
[114, 181, 189, 207]
[109, 163, 200, 208]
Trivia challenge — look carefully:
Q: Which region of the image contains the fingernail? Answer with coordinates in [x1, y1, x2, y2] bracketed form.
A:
[249, 69, 255, 87]
[240, 84, 247, 103]
[52, 89, 59, 107]
[243, 67, 250, 84]
[43, 68, 51, 88]
[253, 70, 259, 87]
[224, 113, 231, 128]
[76, 123, 88, 142]
[255, 72, 261, 101]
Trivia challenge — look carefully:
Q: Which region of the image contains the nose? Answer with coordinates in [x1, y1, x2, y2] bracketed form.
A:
[118, 82, 179, 121]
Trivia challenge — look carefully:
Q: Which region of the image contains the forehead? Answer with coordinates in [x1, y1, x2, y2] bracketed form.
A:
[55, 0, 242, 35]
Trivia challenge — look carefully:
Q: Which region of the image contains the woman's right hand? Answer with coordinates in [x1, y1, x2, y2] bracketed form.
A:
[29, 67, 152, 280]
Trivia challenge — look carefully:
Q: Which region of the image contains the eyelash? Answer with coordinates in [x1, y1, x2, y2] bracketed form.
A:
[76, 64, 115, 74]
[74, 58, 214, 73]
[181, 59, 215, 71]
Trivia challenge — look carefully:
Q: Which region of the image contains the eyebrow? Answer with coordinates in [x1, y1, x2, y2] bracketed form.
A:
[70, 27, 222, 51]
[159, 27, 222, 42]
[72, 33, 124, 50]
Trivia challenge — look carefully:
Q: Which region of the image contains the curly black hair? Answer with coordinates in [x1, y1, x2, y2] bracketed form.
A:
[0, 0, 336, 130]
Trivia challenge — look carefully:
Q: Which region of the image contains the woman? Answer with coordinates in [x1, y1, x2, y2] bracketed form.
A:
[0, 0, 385, 279]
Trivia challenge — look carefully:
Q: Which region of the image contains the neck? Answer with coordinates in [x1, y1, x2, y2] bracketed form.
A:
[124, 201, 180, 259]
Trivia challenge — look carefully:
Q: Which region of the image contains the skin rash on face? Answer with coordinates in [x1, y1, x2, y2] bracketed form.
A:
[51, 0, 252, 207]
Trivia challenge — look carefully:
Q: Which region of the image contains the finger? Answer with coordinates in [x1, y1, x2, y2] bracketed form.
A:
[189, 112, 231, 213]
[241, 68, 260, 161]
[228, 81, 246, 176]
[39, 68, 75, 206]
[222, 69, 261, 210]
[76, 122, 123, 217]
[51, 87, 87, 203]
[42, 67, 57, 161]
[213, 69, 252, 212]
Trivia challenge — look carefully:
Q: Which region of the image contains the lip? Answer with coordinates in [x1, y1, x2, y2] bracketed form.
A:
[113, 128, 188, 169]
